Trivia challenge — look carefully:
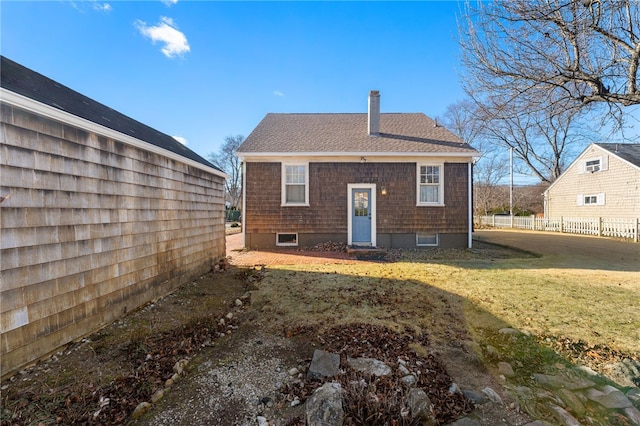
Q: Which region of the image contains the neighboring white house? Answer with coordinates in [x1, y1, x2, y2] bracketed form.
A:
[544, 143, 640, 219]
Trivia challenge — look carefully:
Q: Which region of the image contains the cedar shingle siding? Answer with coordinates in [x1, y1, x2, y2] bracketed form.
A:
[244, 162, 470, 248]
[1, 57, 226, 378]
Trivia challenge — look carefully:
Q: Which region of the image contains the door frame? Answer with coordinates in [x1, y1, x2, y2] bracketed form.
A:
[347, 183, 376, 246]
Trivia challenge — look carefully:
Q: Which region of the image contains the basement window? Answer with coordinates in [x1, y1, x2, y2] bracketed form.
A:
[416, 233, 438, 247]
[276, 233, 298, 247]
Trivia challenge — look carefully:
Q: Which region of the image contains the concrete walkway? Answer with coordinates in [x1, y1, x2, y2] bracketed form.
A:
[473, 229, 640, 271]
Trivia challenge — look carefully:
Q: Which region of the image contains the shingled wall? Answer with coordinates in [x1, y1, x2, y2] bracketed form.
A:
[244, 161, 470, 249]
[0, 104, 226, 378]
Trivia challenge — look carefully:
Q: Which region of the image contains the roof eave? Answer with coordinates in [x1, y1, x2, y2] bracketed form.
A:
[1, 88, 229, 179]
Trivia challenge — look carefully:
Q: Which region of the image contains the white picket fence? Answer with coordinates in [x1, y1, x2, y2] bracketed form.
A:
[475, 215, 640, 242]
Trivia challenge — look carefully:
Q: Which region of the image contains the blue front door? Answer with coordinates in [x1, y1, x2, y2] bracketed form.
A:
[352, 189, 371, 244]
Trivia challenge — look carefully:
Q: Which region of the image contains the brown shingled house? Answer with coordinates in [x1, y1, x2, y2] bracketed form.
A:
[236, 91, 479, 249]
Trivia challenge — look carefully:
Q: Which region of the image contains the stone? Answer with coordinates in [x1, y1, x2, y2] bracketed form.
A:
[347, 357, 392, 377]
[131, 402, 152, 419]
[574, 365, 598, 376]
[288, 367, 299, 376]
[150, 389, 164, 403]
[481, 387, 503, 404]
[556, 388, 585, 416]
[497, 361, 515, 377]
[548, 403, 581, 426]
[533, 373, 595, 390]
[257, 416, 268, 426]
[225, 312, 233, 320]
[400, 374, 417, 388]
[165, 378, 174, 387]
[307, 350, 340, 380]
[449, 383, 461, 395]
[306, 382, 344, 426]
[398, 364, 410, 376]
[291, 398, 301, 407]
[499, 327, 523, 336]
[407, 388, 435, 424]
[623, 406, 640, 425]
[603, 358, 640, 388]
[626, 387, 640, 403]
[234, 298, 243, 307]
[524, 421, 553, 426]
[587, 387, 632, 408]
[463, 389, 488, 405]
[173, 359, 188, 375]
[448, 418, 481, 426]
[485, 345, 500, 356]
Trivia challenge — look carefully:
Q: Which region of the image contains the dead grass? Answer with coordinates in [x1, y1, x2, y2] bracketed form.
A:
[252, 253, 639, 362]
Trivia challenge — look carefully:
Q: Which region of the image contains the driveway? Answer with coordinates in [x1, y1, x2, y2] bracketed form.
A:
[473, 229, 640, 271]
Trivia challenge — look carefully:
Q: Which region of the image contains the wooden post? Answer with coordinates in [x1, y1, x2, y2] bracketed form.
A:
[598, 217, 603, 237]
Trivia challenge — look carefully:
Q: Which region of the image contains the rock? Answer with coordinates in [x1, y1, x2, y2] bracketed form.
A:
[173, 359, 188, 375]
[497, 361, 515, 377]
[449, 418, 481, 426]
[407, 388, 435, 424]
[398, 364, 410, 376]
[574, 365, 598, 376]
[623, 406, 640, 425]
[226, 312, 233, 320]
[603, 358, 640, 388]
[586, 387, 632, 408]
[548, 403, 581, 426]
[257, 416, 268, 426]
[307, 350, 340, 380]
[485, 345, 500, 357]
[448, 383, 461, 395]
[306, 382, 344, 426]
[481, 387, 503, 404]
[165, 378, 174, 387]
[131, 402, 152, 419]
[556, 388, 585, 416]
[523, 421, 554, 426]
[498, 327, 522, 336]
[463, 389, 488, 405]
[150, 389, 164, 403]
[400, 375, 417, 388]
[533, 373, 595, 390]
[288, 367, 299, 376]
[234, 298, 243, 307]
[627, 387, 640, 403]
[291, 398, 301, 407]
[347, 357, 392, 377]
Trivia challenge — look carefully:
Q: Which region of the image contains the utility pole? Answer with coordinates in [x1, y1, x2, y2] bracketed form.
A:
[510, 147, 514, 225]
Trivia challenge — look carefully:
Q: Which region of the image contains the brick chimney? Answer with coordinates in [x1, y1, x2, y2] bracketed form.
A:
[368, 90, 380, 136]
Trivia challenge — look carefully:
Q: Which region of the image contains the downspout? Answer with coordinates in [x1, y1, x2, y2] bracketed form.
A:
[241, 161, 246, 248]
[468, 162, 473, 248]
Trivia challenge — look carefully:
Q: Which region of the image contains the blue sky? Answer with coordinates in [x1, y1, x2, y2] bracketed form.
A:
[1, 0, 467, 161]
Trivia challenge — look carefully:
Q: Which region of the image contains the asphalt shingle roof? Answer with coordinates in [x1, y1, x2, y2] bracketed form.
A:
[596, 143, 640, 169]
[1, 56, 220, 171]
[237, 113, 478, 155]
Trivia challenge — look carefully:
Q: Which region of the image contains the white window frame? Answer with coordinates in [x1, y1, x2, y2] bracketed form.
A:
[281, 162, 309, 206]
[276, 232, 298, 246]
[577, 193, 605, 206]
[580, 155, 608, 174]
[416, 163, 444, 206]
[416, 233, 439, 247]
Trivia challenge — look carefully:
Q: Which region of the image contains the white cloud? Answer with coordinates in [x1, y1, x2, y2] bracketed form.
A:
[161, 0, 178, 6]
[135, 17, 190, 58]
[273, 90, 285, 97]
[93, 2, 111, 12]
[173, 136, 188, 145]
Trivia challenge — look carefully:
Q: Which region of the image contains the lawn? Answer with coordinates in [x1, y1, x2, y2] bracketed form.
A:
[252, 248, 639, 369]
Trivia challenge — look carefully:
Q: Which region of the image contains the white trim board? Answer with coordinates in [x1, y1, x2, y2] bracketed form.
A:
[347, 183, 377, 247]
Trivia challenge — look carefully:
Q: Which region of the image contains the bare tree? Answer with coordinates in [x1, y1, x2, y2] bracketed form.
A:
[459, 0, 640, 125]
[209, 135, 244, 210]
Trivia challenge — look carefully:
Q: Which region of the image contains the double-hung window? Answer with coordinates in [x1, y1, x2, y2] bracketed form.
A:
[282, 163, 309, 206]
[417, 163, 444, 206]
